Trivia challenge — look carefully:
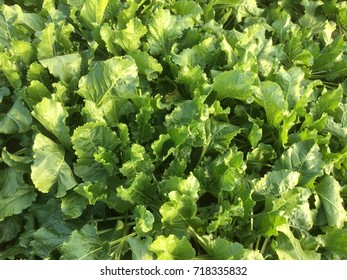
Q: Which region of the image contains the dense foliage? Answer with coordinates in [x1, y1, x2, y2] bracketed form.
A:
[0, 0, 347, 260]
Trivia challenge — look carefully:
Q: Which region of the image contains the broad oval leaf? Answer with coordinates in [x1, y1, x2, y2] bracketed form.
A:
[31, 133, 77, 197]
[40, 53, 81, 83]
[77, 56, 139, 104]
[0, 169, 37, 221]
[213, 69, 254, 102]
[80, 0, 109, 29]
[61, 223, 109, 260]
[0, 98, 32, 134]
[149, 234, 195, 260]
[274, 140, 324, 186]
[32, 98, 71, 148]
[315, 175, 347, 228]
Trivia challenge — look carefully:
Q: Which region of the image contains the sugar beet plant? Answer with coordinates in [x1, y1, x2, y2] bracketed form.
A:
[0, 0, 347, 260]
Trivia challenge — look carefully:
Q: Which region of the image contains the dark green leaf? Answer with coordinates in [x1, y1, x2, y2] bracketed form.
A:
[61, 223, 109, 260]
[315, 175, 347, 228]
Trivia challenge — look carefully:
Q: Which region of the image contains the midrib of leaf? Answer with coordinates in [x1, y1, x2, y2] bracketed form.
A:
[0, 13, 11, 41]
[1, 171, 11, 193]
[95, 0, 107, 24]
[0, 187, 34, 214]
[127, 184, 160, 209]
[297, 144, 316, 174]
[58, 56, 66, 75]
[78, 243, 104, 260]
[97, 77, 120, 106]
[87, 134, 98, 153]
[196, 121, 226, 167]
[317, 192, 341, 213]
[168, 202, 192, 229]
[151, 14, 169, 56]
[33, 150, 64, 184]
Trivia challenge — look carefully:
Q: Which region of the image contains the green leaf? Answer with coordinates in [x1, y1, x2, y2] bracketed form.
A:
[312, 36, 345, 72]
[0, 216, 23, 243]
[232, 0, 263, 22]
[206, 119, 240, 153]
[113, 18, 147, 52]
[32, 98, 71, 148]
[25, 80, 51, 108]
[15, 9, 45, 32]
[0, 86, 10, 102]
[40, 53, 81, 83]
[134, 205, 154, 236]
[61, 223, 109, 259]
[72, 122, 119, 182]
[0, 53, 21, 89]
[313, 86, 343, 119]
[149, 234, 195, 260]
[254, 211, 287, 238]
[77, 57, 139, 104]
[165, 99, 209, 128]
[37, 23, 55, 59]
[129, 50, 163, 81]
[201, 146, 245, 195]
[0, 168, 28, 196]
[72, 122, 119, 160]
[254, 170, 300, 196]
[100, 23, 121, 55]
[248, 122, 262, 148]
[31, 225, 71, 259]
[172, 0, 203, 19]
[272, 11, 293, 42]
[31, 133, 77, 197]
[119, 144, 154, 178]
[74, 181, 107, 205]
[319, 229, 347, 258]
[0, 184, 37, 222]
[1, 147, 32, 173]
[160, 191, 201, 237]
[148, 8, 192, 55]
[213, 69, 254, 102]
[293, 80, 322, 117]
[315, 175, 347, 228]
[257, 39, 285, 77]
[247, 143, 277, 173]
[55, 22, 75, 51]
[276, 66, 305, 109]
[126, 237, 153, 260]
[208, 237, 244, 260]
[272, 187, 314, 231]
[274, 140, 324, 186]
[176, 65, 212, 97]
[93, 146, 118, 175]
[61, 192, 88, 219]
[80, 0, 109, 29]
[160, 173, 200, 201]
[117, 173, 156, 205]
[275, 224, 321, 260]
[0, 11, 10, 49]
[27, 62, 50, 83]
[254, 81, 287, 128]
[10, 39, 34, 65]
[279, 111, 297, 147]
[131, 93, 155, 143]
[172, 37, 217, 69]
[0, 98, 32, 134]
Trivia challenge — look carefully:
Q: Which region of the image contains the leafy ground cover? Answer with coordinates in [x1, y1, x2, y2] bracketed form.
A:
[0, 0, 347, 260]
